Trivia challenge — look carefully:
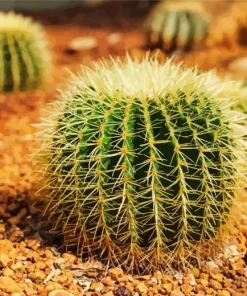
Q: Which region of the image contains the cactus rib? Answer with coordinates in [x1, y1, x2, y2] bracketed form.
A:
[34, 55, 247, 272]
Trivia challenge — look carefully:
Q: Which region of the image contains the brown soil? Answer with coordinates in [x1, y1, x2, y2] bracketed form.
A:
[1, 1, 247, 295]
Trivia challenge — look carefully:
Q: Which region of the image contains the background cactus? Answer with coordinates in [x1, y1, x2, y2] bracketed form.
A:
[34, 55, 247, 272]
[144, 1, 209, 52]
[0, 12, 51, 93]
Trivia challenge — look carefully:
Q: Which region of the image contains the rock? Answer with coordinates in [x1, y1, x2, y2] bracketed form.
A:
[48, 291, 73, 296]
[107, 33, 121, 46]
[0, 239, 13, 253]
[109, 268, 124, 280]
[24, 286, 38, 296]
[209, 279, 222, 289]
[228, 57, 247, 73]
[170, 291, 185, 296]
[36, 261, 46, 270]
[90, 282, 103, 291]
[44, 282, 64, 292]
[211, 273, 223, 282]
[218, 290, 231, 296]
[66, 37, 99, 54]
[0, 277, 22, 293]
[0, 224, 5, 233]
[29, 270, 46, 283]
[101, 276, 113, 286]
[163, 283, 173, 293]
[3, 267, 14, 277]
[191, 268, 200, 278]
[62, 253, 77, 265]
[153, 271, 162, 281]
[104, 292, 114, 296]
[181, 284, 193, 294]
[0, 253, 10, 267]
[136, 282, 148, 294]
[114, 286, 132, 296]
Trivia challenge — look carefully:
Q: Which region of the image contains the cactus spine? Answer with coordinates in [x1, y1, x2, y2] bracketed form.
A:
[0, 12, 51, 93]
[144, 1, 209, 52]
[35, 55, 247, 272]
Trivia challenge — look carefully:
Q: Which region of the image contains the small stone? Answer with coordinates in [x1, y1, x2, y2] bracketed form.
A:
[170, 291, 185, 296]
[29, 270, 46, 283]
[104, 292, 114, 296]
[191, 268, 200, 278]
[62, 253, 77, 264]
[211, 273, 223, 282]
[90, 282, 103, 291]
[0, 277, 22, 293]
[181, 284, 193, 294]
[107, 33, 121, 46]
[209, 279, 222, 289]
[36, 261, 46, 269]
[153, 270, 162, 281]
[200, 273, 209, 280]
[136, 282, 148, 294]
[25, 286, 37, 296]
[228, 57, 247, 73]
[48, 291, 73, 296]
[205, 287, 217, 295]
[114, 286, 132, 296]
[44, 250, 54, 258]
[3, 267, 14, 277]
[0, 224, 5, 233]
[66, 37, 98, 54]
[0, 253, 10, 267]
[44, 282, 63, 292]
[218, 290, 231, 296]
[101, 276, 113, 286]
[109, 268, 124, 280]
[25, 238, 41, 250]
[163, 283, 173, 293]
[0, 239, 13, 252]
[200, 279, 209, 287]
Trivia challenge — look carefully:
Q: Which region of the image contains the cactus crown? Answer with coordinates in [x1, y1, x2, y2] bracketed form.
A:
[35, 55, 247, 272]
[0, 12, 51, 93]
[144, 1, 209, 52]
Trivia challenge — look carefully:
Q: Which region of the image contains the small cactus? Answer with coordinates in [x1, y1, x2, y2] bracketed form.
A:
[144, 1, 209, 52]
[0, 11, 51, 93]
[34, 55, 247, 272]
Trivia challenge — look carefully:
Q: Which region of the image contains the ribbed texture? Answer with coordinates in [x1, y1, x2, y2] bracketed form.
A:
[34, 56, 247, 272]
[0, 12, 51, 93]
[144, 2, 209, 52]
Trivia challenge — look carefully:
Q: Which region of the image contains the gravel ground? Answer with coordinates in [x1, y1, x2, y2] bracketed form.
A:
[1, 2, 247, 295]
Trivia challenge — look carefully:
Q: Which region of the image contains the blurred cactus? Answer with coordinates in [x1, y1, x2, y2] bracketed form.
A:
[34, 55, 247, 272]
[144, 1, 209, 52]
[0, 12, 51, 93]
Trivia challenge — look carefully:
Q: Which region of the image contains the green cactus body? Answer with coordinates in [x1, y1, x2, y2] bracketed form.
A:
[35, 56, 247, 272]
[144, 1, 209, 52]
[0, 12, 51, 93]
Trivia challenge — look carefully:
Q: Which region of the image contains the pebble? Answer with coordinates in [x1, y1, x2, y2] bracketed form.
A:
[48, 291, 73, 296]
[0, 276, 21, 293]
[228, 57, 247, 73]
[66, 36, 99, 53]
[109, 267, 124, 280]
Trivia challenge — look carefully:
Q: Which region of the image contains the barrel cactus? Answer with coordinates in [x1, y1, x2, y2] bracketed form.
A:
[34, 55, 247, 272]
[144, 1, 209, 52]
[0, 11, 51, 93]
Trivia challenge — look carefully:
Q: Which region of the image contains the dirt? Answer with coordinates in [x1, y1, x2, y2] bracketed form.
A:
[1, 1, 247, 295]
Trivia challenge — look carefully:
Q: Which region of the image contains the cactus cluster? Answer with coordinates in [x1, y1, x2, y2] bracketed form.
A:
[0, 11, 51, 93]
[34, 55, 247, 272]
[144, 1, 209, 52]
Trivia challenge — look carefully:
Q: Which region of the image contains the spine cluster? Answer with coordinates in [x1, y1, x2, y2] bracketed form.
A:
[0, 12, 51, 93]
[35, 56, 247, 272]
[144, 1, 209, 52]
